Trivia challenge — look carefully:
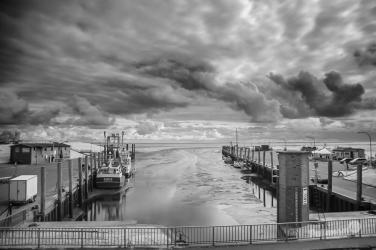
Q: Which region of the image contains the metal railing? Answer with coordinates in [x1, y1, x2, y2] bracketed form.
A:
[0, 217, 375, 248]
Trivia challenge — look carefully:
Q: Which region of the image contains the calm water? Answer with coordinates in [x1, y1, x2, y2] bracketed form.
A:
[85, 144, 277, 226]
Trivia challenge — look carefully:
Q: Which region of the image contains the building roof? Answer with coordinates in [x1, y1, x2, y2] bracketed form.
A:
[332, 147, 364, 152]
[11, 142, 70, 148]
[312, 148, 332, 155]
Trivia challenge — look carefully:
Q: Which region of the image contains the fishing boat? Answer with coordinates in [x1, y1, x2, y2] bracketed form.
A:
[96, 132, 134, 189]
[96, 158, 126, 189]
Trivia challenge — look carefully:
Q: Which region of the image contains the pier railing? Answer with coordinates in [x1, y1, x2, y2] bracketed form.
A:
[0, 217, 375, 248]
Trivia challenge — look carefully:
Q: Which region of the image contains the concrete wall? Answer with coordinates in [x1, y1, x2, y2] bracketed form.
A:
[277, 151, 310, 223]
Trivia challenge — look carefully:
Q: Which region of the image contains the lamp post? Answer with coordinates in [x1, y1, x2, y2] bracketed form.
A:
[358, 131, 372, 167]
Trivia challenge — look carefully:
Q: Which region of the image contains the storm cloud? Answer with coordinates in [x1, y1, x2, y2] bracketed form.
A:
[0, 90, 60, 125]
[268, 71, 368, 118]
[1, 0, 376, 140]
[137, 58, 280, 122]
[66, 96, 115, 128]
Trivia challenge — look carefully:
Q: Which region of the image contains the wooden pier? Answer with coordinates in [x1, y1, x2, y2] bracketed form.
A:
[222, 145, 376, 213]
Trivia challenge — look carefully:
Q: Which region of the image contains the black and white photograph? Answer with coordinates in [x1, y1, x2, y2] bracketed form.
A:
[0, 0, 376, 249]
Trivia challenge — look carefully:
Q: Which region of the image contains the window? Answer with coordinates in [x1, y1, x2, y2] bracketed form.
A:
[22, 147, 31, 153]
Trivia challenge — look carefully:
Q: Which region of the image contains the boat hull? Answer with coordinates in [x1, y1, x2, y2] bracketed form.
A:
[95, 176, 126, 189]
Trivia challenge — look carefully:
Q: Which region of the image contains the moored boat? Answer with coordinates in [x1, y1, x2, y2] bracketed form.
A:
[96, 159, 126, 189]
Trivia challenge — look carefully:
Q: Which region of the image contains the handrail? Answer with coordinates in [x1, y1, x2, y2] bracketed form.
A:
[0, 217, 375, 248]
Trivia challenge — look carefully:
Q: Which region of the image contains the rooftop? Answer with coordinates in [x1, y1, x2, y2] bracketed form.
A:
[11, 142, 70, 148]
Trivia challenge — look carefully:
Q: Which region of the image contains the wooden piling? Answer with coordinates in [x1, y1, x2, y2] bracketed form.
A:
[247, 148, 250, 160]
[251, 149, 254, 161]
[90, 154, 93, 191]
[85, 156, 89, 199]
[327, 160, 332, 212]
[263, 189, 266, 207]
[57, 161, 62, 221]
[262, 150, 266, 166]
[68, 159, 73, 218]
[356, 164, 362, 209]
[258, 150, 261, 164]
[270, 151, 274, 182]
[240, 147, 243, 160]
[78, 157, 83, 208]
[40, 167, 46, 221]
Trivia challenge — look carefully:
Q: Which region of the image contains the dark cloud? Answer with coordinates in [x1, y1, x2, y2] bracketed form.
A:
[268, 71, 368, 118]
[0, 90, 60, 125]
[137, 58, 280, 122]
[354, 42, 376, 67]
[66, 96, 115, 128]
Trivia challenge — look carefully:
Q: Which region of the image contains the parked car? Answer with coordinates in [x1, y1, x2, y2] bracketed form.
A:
[348, 158, 367, 165]
[339, 158, 353, 164]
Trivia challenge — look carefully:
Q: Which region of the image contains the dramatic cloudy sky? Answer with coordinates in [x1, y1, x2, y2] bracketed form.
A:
[1, 0, 376, 142]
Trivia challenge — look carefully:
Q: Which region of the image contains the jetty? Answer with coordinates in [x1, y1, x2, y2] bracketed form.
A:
[222, 144, 376, 212]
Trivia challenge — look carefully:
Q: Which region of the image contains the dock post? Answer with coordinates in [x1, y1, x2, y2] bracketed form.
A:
[78, 157, 83, 208]
[247, 148, 250, 161]
[126, 144, 129, 151]
[40, 167, 46, 221]
[90, 154, 94, 192]
[85, 156, 89, 199]
[263, 189, 266, 207]
[251, 149, 254, 161]
[356, 164, 362, 209]
[57, 161, 62, 221]
[68, 159, 73, 218]
[263, 150, 266, 166]
[236, 146, 239, 160]
[258, 150, 261, 164]
[240, 147, 243, 160]
[327, 160, 332, 212]
[270, 151, 274, 182]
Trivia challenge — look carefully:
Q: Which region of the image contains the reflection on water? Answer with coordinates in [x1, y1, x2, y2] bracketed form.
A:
[241, 175, 277, 208]
[85, 146, 277, 226]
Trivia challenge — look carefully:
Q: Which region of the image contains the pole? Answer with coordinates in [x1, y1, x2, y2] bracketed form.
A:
[68, 159, 73, 218]
[90, 154, 93, 191]
[57, 161, 62, 221]
[85, 156, 89, 199]
[78, 157, 83, 208]
[40, 167, 46, 221]
[327, 160, 332, 212]
[356, 164, 363, 209]
[262, 150, 266, 166]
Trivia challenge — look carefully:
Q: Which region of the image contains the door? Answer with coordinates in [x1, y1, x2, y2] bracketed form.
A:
[17, 181, 26, 201]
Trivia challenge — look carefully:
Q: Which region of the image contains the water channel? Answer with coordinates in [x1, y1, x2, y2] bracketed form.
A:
[84, 145, 277, 226]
